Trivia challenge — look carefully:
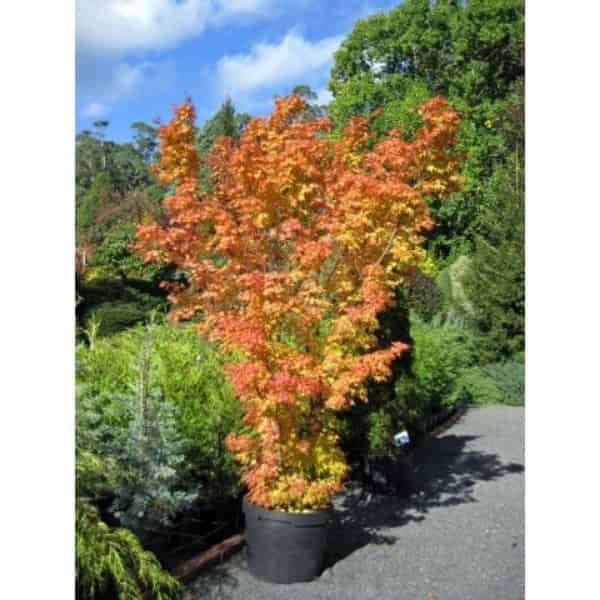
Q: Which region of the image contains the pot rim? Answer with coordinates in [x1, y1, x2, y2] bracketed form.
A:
[242, 495, 331, 526]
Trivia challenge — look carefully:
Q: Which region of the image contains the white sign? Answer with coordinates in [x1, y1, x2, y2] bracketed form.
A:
[393, 430, 410, 447]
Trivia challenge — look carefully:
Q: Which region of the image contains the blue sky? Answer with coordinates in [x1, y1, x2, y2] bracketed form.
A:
[76, 0, 399, 142]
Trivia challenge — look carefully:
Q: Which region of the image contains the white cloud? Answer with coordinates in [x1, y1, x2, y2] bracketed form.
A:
[217, 32, 343, 95]
[79, 60, 170, 119]
[77, 0, 275, 55]
[213, 0, 274, 22]
[315, 87, 333, 105]
[108, 62, 150, 98]
[82, 102, 110, 119]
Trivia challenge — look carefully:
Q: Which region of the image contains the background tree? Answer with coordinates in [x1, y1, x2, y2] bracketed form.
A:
[130, 121, 159, 163]
[288, 84, 329, 119]
[77, 171, 113, 240]
[195, 97, 250, 189]
[464, 153, 524, 362]
[328, 0, 524, 262]
[76, 119, 170, 338]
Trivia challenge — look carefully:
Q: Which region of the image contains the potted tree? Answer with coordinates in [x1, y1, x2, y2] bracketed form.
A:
[362, 409, 417, 498]
[134, 94, 462, 583]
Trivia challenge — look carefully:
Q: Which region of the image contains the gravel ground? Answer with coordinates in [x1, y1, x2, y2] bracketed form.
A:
[185, 406, 524, 600]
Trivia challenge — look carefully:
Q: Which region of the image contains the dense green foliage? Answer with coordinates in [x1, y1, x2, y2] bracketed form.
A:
[196, 98, 250, 155]
[436, 254, 474, 327]
[454, 361, 525, 406]
[406, 271, 445, 323]
[464, 154, 524, 361]
[77, 279, 168, 338]
[453, 367, 506, 406]
[343, 310, 523, 455]
[76, 321, 243, 597]
[409, 320, 475, 412]
[328, 0, 524, 261]
[76, 122, 158, 213]
[325, 1, 524, 456]
[479, 361, 524, 405]
[76, 118, 168, 335]
[76, 323, 243, 518]
[76, 500, 182, 600]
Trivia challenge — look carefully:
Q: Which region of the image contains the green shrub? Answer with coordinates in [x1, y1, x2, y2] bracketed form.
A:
[453, 361, 524, 406]
[76, 500, 182, 600]
[367, 408, 395, 454]
[341, 318, 476, 456]
[86, 302, 151, 337]
[77, 278, 168, 338]
[149, 326, 243, 501]
[436, 255, 474, 328]
[410, 320, 475, 412]
[76, 394, 123, 499]
[392, 378, 428, 431]
[512, 351, 525, 364]
[463, 156, 524, 362]
[406, 271, 444, 322]
[76, 322, 243, 530]
[88, 222, 159, 280]
[453, 368, 505, 406]
[77, 385, 197, 534]
[110, 388, 197, 531]
[481, 361, 525, 405]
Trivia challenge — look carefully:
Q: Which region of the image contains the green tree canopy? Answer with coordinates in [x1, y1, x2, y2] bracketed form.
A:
[195, 97, 250, 189]
[328, 0, 524, 261]
[464, 153, 524, 362]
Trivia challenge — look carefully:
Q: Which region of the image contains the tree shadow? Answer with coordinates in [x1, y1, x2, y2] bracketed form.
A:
[186, 424, 524, 596]
[184, 562, 240, 600]
[324, 432, 524, 567]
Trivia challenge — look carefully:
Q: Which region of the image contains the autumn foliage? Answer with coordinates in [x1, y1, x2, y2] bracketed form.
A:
[133, 94, 462, 511]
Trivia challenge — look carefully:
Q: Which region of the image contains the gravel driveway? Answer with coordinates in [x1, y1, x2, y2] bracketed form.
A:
[185, 406, 525, 600]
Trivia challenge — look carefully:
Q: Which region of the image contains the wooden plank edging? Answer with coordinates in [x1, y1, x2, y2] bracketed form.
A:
[171, 533, 245, 583]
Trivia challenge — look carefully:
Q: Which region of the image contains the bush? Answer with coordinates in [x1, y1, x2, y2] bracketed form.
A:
[86, 302, 152, 337]
[77, 364, 198, 533]
[149, 326, 243, 501]
[367, 408, 395, 454]
[463, 155, 524, 362]
[88, 222, 167, 281]
[453, 361, 524, 406]
[76, 500, 182, 600]
[76, 322, 243, 532]
[453, 368, 505, 406]
[406, 270, 444, 322]
[392, 378, 428, 431]
[481, 361, 525, 405]
[77, 278, 168, 338]
[109, 387, 198, 532]
[437, 255, 474, 328]
[410, 320, 475, 412]
[342, 318, 476, 456]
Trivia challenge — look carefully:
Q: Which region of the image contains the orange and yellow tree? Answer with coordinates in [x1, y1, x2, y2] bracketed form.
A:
[134, 94, 463, 511]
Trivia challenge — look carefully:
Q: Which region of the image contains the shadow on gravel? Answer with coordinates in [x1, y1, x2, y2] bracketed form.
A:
[185, 563, 240, 600]
[186, 429, 524, 597]
[325, 433, 524, 567]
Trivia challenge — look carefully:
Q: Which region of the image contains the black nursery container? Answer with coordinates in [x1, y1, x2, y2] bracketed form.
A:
[365, 453, 417, 497]
[242, 496, 331, 584]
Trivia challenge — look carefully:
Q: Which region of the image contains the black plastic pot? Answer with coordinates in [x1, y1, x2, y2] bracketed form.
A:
[365, 452, 417, 497]
[242, 496, 330, 583]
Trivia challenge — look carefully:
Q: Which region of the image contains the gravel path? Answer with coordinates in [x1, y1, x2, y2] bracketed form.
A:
[185, 406, 524, 600]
